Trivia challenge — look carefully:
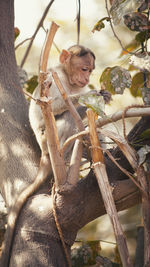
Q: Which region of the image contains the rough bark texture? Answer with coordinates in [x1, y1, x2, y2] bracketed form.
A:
[0, 1, 148, 266]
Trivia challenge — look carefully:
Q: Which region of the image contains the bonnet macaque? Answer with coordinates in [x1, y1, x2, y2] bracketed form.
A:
[0, 45, 97, 267]
[29, 45, 96, 156]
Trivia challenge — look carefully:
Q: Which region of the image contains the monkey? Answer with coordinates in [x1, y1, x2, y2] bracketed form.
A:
[0, 45, 96, 267]
[29, 45, 96, 156]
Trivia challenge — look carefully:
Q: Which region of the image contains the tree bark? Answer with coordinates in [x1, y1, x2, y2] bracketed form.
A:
[0, 1, 147, 266]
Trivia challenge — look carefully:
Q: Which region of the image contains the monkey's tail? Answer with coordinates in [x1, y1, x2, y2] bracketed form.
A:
[0, 155, 51, 267]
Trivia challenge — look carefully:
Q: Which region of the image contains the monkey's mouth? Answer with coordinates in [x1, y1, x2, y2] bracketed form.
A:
[78, 81, 88, 87]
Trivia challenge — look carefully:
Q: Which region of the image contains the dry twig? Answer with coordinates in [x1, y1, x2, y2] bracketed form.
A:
[20, 0, 55, 68]
[52, 71, 85, 187]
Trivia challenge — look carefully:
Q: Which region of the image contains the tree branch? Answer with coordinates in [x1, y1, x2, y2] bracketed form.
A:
[97, 106, 150, 127]
[87, 109, 133, 267]
[20, 0, 55, 68]
[61, 106, 150, 155]
[52, 71, 85, 187]
[38, 22, 67, 189]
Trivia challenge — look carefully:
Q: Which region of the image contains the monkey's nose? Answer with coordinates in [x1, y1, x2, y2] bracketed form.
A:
[85, 77, 89, 83]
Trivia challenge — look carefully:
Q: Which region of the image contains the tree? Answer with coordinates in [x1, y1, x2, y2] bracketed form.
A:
[0, 0, 149, 266]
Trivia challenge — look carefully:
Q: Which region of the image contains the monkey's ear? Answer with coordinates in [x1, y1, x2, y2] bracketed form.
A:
[59, 49, 71, 64]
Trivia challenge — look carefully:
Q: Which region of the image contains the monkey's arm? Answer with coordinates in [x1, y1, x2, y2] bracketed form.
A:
[51, 89, 96, 115]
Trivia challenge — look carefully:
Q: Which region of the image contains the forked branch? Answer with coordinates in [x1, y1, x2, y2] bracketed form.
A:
[52, 71, 85, 187]
[87, 109, 133, 267]
[20, 0, 55, 68]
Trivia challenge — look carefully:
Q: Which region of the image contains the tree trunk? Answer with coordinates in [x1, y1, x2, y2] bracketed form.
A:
[0, 1, 147, 266]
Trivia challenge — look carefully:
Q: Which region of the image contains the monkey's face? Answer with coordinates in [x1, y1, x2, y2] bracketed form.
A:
[67, 53, 95, 88]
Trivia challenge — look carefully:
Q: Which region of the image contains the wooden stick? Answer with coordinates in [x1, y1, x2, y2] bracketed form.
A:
[52, 71, 85, 187]
[39, 22, 67, 189]
[52, 71, 85, 131]
[38, 75, 67, 188]
[37, 21, 71, 267]
[97, 106, 150, 128]
[100, 129, 138, 170]
[87, 109, 133, 267]
[40, 22, 59, 72]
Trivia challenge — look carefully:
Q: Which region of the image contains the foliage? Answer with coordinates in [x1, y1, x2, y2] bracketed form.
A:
[110, 0, 144, 25]
[138, 145, 150, 165]
[92, 17, 111, 32]
[92, 0, 150, 106]
[100, 66, 131, 95]
[130, 72, 144, 96]
[79, 93, 105, 117]
[71, 241, 101, 266]
[25, 75, 38, 94]
[124, 12, 150, 32]
[14, 27, 20, 40]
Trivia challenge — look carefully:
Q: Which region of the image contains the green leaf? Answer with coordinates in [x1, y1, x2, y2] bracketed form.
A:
[120, 39, 140, 56]
[138, 145, 150, 165]
[140, 129, 150, 140]
[130, 72, 145, 97]
[110, 0, 143, 25]
[124, 12, 150, 32]
[100, 67, 115, 94]
[86, 241, 101, 265]
[71, 244, 92, 266]
[136, 31, 150, 43]
[92, 17, 110, 33]
[110, 66, 132, 94]
[14, 27, 20, 40]
[25, 75, 38, 94]
[79, 93, 105, 117]
[71, 241, 101, 266]
[100, 66, 132, 95]
[88, 84, 96, 90]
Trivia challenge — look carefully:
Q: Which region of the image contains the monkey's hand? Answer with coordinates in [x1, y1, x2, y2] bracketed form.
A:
[43, 72, 53, 91]
[84, 89, 112, 104]
[98, 90, 112, 104]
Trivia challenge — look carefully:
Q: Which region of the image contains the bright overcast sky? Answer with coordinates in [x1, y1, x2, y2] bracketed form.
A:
[14, 0, 106, 47]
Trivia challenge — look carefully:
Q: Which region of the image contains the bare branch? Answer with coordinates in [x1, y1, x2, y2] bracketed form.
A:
[122, 105, 147, 142]
[62, 106, 150, 154]
[87, 109, 133, 267]
[61, 130, 88, 157]
[52, 71, 85, 187]
[52, 71, 85, 131]
[76, 0, 81, 45]
[105, 149, 147, 197]
[101, 128, 138, 169]
[97, 106, 150, 127]
[40, 22, 59, 72]
[38, 22, 67, 189]
[20, 0, 55, 68]
[15, 37, 32, 50]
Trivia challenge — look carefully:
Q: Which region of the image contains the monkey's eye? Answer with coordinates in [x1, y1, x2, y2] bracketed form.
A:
[82, 67, 88, 72]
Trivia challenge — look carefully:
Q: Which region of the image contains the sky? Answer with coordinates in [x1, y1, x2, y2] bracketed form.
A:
[14, 0, 106, 49]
